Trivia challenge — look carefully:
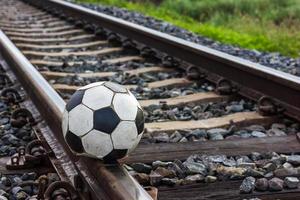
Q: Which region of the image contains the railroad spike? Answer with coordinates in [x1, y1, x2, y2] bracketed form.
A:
[122, 39, 139, 54]
[95, 28, 107, 39]
[7, 140, 50, 170]
[216, 78, 238, 95]
[186, 66, 206, 80]
[162, 55, 180, 67]
[83, 24, 95, 33]
[258, 96, 284, 116]
[107, 32, 122, 46]
[140, 47, 159, 62]
[1, 87, 23, 104]
[44, 181, 80, 200]
[11, 108, 36, 128]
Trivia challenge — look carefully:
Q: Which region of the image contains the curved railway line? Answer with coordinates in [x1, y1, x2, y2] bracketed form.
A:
[0, 0, 300, 199]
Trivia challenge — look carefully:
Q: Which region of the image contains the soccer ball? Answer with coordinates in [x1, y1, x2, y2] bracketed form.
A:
[62, 82, 144, 162]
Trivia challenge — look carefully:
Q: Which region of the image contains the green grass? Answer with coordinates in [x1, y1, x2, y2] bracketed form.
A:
[76, 0, 300, 57]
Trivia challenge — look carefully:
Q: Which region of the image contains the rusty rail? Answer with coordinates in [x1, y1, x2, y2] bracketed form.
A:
[0, 30, 152, 200]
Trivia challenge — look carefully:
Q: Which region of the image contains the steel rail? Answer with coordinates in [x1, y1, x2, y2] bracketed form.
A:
[0, 30, 152, 200]
[24, 0, 300, 119]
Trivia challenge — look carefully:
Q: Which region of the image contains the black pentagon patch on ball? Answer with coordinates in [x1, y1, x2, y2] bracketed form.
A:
[65, 131, 84, 153]
[66, 90, 85, 111]
[103, 149, 127, 163]
[94, 107, 120, 134]
[135, 107, 144, 135]
[104, 82, 127, 93]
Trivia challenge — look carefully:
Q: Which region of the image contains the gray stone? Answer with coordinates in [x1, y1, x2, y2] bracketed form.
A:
[2, 134, 20, 145]
[152, 160, 172, 169]
[240, 132, 252, 138]
[245, 125, 265, 132]
[190, 129, 207, 138]
[16, 191, 28, 200]
[263, 163, 277, 172]
[166, 110, 177, 120]
[283, 162, 293, 169]
[0, 196, 7, 200]
[149, 171, 163, 186]
[226, 104, 244, 112]
[245, 169, 264, 178]
[13, 177, 22, 185]
[240, 176, 255, 194]
[271, 123, 286, 130]
[174, 159, 188, 171]
[153, 133, 170, 143]
[0, 190, 6, 196]
[269, 177, 284, 191]
[0, 177, 10, 187]
[11, 186, 23, 195]
[207, 128, 228, 136]
[154, 167, 176, 178]
[208, 132, 224, 140]
[183, 161, 207, 175]
[179, 137, 188, 143]
[287, 155, 300, 166]
[22, 186, 32, 194]
[131, 163, 152, 174]
[238, 163, 256, 169]
[183, 174, 204, 184]
[237, 156, 252, 165]
[208, 155, 227, 163]
[284, 177, 299, 189]
[222, 157, 237, 167]
[0, 184, 5, 191]
[274, 168, 298, 177]
[267, 128, 286, 136]
[205, 175, 217, 183]
[255, 178, 268, 191]
[250, 152, 262, 161]
[264, 172, 274, 178]
[169, 131, 182, 143]
[161, 178, 178, 186]
[168, 162, 185, 179]
[146, 105, 161, 112]
[271, 156, 286, 166]
[251, 131, 266, 138]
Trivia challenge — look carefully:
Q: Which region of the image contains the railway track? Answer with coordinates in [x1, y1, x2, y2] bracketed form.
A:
[0, 0, 300, 199]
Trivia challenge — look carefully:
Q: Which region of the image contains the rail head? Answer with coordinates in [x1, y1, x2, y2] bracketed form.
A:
[24, 0, 300, 119]
[0, 30, 152, 200]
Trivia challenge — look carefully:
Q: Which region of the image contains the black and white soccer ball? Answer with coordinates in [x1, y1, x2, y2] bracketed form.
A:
[62, 82, 144, 162]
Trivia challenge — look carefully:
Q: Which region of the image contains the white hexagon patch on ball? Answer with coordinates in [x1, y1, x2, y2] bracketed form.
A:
[62, 81, 144, 163]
